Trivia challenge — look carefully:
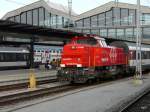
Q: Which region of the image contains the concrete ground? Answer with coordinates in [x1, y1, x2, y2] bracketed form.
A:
[0, 69, 57, 83]
[8, 74, 150, 112]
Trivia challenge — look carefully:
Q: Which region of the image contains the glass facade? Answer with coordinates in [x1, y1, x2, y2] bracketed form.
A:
[98, 13, 105, 27]
[83, 18, 90, 28]
[121, 9, 128, 25]
[106, 10, 113, 26]
[113, 8, 120, 26]
[7, 7, 71, 29]
[21, 12, 26, 24]
[27, 10, 32, 25]
[91, 15, 98, 27]
[6, 4, 150, 42]
[75, 7, 150, 41]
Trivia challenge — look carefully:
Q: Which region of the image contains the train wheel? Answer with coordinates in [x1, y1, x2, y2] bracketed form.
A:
[96, 77, 100, 83]
[70, 81, 74, 84]
[87, 79, 93, 84]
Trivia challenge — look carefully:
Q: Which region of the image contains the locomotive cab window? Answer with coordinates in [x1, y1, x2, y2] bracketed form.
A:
[76, 38, 98, 46]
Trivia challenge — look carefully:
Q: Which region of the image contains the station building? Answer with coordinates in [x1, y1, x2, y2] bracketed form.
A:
[1, 0, 78, 67]
[2, 0, 76, 29]
[74, 1, 150, 43]
[2, 1, 150, 43]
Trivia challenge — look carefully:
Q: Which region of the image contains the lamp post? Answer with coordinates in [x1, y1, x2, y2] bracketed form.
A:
[135, 0, 143, 84]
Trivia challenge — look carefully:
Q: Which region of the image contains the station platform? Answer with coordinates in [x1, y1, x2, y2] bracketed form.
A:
[0, 69, 57, 83]
[10, 74, 150, 112]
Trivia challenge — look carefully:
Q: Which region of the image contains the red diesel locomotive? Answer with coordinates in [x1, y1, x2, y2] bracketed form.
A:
[57, 35, 150, 83]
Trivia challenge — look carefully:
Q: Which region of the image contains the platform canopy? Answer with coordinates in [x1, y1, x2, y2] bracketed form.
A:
[0, 20, 83, 40]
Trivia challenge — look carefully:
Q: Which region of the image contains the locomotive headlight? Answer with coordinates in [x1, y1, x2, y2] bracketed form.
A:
[65, 71, 69, 74]
[60, 64, 65, 67]
[71, 46, 76, 49]
[77, 64, 82, 67]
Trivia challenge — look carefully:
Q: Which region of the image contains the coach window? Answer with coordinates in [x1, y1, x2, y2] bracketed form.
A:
[11, 53, 16, 61]
[132, 50, 136, 59]
[0, 53, 4, 62]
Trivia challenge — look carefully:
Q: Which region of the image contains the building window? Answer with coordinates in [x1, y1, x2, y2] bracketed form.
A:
[133, 28, 137, 38]
[45, 9, 51, 27]
[108, 29, 116, 38]
[27, 10, 32, 25]
[113, 7, 120, 26]
[98, 13, 105, 27]
[143, 28, 150, 39]
[129, 9, 136, 25]
[63, 18, 69, 28]
[51, 14, 57, 28]
[8, 17, 15, 22]
[83, 17, 90, 28]
[57, 16, 63, 28]
[142, 14, 150, 25]
[21, 12, 27, 24]
[125, 28, 134, 40]
[33, 9, 38, 26]
[83, 29, 90, 34]
[100, 29, 107, 37]
[39, 7, 44, 26]
[106, 10, 112, 26]
[75, 29, 82, 33]
[116, 29, 125, 39]
[91, 29, 99, 35]
[15, 15, 20, 23]
[91, 15, 98, 27]
[75, 19, 83, 28]
[121, 8, 128, 25]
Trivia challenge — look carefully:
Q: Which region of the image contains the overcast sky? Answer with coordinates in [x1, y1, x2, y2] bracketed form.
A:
[0, 0, 150, 18]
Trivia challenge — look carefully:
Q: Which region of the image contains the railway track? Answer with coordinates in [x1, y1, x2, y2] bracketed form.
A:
[0, 75, 133, 108]
[0, 83, 82, 107]
[119, 86, 150, 112]
[0, 73, 149, 109]
[0, 76, 57, 92]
